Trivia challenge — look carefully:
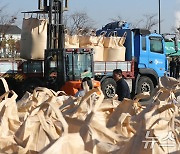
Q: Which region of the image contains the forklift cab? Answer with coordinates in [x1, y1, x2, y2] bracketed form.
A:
[44, 48, 94, 95]
[65, 49, 93, 80]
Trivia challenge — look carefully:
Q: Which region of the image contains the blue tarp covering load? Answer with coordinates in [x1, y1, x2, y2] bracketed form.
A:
[165, 41, 180, 56]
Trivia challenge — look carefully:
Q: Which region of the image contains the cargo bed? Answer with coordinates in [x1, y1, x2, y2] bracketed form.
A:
[94, 61, 135, 78]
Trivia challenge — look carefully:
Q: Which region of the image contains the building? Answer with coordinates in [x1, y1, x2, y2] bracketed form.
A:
[0, 25, 21, 57]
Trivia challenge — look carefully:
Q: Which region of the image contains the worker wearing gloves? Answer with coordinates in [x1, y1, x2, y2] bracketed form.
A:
[113, 69, 130, 101]
[75, 77, 93, 97]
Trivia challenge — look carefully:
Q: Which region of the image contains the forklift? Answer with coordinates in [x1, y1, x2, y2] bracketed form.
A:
[0, 0, 99, 98]
[38, 0, 98, 95]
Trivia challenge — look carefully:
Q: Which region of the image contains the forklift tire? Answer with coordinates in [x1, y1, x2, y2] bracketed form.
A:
[137, 76, 154, 101]
[101, 78, 117, 99]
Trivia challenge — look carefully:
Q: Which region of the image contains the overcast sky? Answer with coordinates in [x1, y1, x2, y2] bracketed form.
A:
[1, 0, 180, 33]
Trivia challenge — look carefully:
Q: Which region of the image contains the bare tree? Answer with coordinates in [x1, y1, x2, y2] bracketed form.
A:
[0, 4, 18, 57]
[131, 19, 144, 29]
[109, 15, 122, 22]
[0, 5, 18, 34]
[130, 14, 160, 31]
[108, 14, 159, 31]
[65, 11, 95, 35]
[0, 5, 17, 24]
[141, 14, 159, 30]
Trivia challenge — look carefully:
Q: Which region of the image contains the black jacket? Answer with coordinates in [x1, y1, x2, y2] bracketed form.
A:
[116, 78, 130, 101]
[170, 60, 176, 68]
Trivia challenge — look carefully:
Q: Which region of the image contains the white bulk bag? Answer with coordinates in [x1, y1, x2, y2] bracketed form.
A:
[79, 35, 104, 61]
[79, 35, 98, 48]
[104, 36, 126, 61]
[104, 46, 126, 61]
[65, 34, 70, 48]
[20, 18, 47, 59]
[65, 35, 79, 48]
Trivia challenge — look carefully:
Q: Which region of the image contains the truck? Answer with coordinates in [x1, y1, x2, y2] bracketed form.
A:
[95, 21, 171, 99]
[0, 0, 177, 100]
[95, 22, 179, 99]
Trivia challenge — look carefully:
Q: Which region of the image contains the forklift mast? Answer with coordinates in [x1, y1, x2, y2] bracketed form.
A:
[38, 0, 67, 90]
[38, 0, 65, 49]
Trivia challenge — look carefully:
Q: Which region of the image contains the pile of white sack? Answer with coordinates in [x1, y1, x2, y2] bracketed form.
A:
[65, 32, 127, 61]
[0, 76, 180, 154]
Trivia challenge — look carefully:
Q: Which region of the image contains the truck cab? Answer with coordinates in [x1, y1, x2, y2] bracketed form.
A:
[133, 29, 167, 97]
[134, 29, 167, 77]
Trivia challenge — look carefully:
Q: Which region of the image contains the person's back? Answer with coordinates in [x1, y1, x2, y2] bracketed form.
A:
[116, 77, 130, 101]
[113, 69, 130, 101]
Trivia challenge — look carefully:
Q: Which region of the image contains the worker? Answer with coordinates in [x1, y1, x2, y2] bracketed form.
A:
[113, 69, 130, 101]
[169, 57, 176, 78]
[75, 77, 93, 97]
[176, 57, 180, 79]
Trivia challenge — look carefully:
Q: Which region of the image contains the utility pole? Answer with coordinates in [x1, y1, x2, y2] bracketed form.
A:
[158, 0, 161, 34]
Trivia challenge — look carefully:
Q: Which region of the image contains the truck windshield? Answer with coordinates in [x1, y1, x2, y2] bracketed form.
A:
[150, 37, 163, 54]
[66, 52, 92, 80]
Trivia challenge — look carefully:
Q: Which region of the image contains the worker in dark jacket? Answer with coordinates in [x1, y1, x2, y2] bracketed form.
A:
[176, 58, 180, 79]
[113, 69, 130, 101]
[170, 57, 176, 78]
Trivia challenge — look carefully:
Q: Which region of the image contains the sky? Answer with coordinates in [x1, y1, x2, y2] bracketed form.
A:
[1, 0, 180, 33]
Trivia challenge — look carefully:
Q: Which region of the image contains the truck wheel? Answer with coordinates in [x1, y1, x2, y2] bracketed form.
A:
[137, 76, 154, 100]
[101, 78, 117, 99]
